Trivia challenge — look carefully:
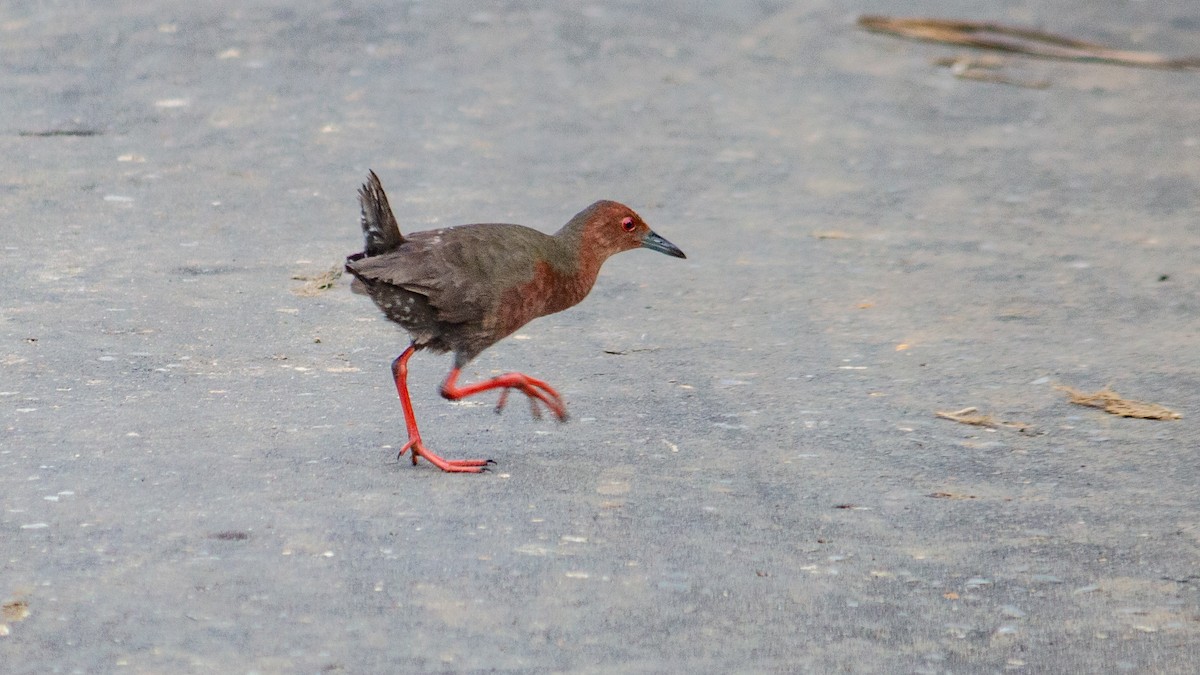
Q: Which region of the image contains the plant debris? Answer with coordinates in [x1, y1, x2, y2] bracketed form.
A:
[2, 599, 29, 622]
[935, 406, 1031, 431]
[1056, 385, 1181, 420]
[936, 406, 998, 427]
[858, 16, 1200, 71]
[291, 264, 342, 296]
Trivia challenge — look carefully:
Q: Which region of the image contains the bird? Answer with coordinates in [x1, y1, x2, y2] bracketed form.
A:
[345, 171, 686, 473]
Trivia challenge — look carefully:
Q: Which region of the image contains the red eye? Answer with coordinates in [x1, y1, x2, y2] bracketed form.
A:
[621, 216, 636, 232]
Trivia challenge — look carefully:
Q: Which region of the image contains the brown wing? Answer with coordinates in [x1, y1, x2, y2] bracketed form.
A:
[346, 223, 558, 327]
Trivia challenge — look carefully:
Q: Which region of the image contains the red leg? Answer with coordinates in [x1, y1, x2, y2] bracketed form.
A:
[440, 367, 569, 422]
[391, 345, 492, 473]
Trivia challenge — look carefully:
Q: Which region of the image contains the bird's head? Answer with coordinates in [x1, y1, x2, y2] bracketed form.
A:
[576, 200, 687, 262]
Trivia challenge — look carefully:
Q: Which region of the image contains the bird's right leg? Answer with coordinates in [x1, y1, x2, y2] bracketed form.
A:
[391, 344, 492, 473]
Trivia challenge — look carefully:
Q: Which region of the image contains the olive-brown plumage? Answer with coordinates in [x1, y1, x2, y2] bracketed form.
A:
[346, 171, 685, 473]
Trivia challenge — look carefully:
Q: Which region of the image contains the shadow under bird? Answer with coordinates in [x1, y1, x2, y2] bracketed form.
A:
[345, 171, 686, 473]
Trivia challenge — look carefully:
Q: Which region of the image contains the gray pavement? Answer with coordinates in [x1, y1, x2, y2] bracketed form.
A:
[3, 1, 1199, 672]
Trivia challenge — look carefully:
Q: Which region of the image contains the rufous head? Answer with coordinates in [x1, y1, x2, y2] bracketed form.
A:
[577, 200, 687, 261]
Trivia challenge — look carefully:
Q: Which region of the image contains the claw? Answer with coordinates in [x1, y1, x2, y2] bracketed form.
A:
[398, 437, 418, 461]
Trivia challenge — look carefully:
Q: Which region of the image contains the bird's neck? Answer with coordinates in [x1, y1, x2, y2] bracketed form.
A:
[546, 220, 608, 313]
[494, 228, 603, 338]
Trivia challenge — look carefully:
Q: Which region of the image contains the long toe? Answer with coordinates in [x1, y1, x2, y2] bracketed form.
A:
[422, 456, 490, 473]
[445, 458, 494, 467]
[405, 439, 491, 473]
[443, 464, 489, 473]
[439, 464, 489, 474]
[539, 388, 568, 422]
[527, 395, 543, 420]
[519, 382, 566, 421]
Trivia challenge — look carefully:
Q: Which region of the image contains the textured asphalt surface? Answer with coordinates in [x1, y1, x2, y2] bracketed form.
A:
[3, 1, 1200, 672]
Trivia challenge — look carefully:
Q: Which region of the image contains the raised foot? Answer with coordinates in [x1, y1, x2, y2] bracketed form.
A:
[452, 372, 568, 422]
[399, 437, 494, 474]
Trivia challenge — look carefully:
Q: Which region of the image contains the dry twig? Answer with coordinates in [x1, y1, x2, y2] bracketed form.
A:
[859, 16, 1200, 70]
[936, 406, 1031, 431]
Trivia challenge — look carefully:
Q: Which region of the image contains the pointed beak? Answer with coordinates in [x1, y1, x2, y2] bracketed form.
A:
[641, 230, 687, 259]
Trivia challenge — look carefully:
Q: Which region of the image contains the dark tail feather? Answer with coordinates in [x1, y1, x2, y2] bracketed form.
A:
[358, 170, 403, 256]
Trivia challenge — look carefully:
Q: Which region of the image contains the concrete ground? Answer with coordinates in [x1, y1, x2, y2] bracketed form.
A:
[3, 1, 1199, 672]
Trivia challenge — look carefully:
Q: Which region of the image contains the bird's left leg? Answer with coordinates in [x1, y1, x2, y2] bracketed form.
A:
[391, 345, 493, 472]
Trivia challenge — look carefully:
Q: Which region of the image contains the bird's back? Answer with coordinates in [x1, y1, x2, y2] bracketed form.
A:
[348, 223, 569, 363]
